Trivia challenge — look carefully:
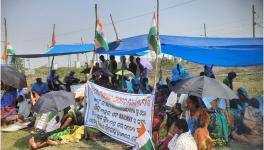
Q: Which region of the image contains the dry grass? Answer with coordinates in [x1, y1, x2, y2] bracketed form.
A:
[27, 61, 263, 97]
[1, 128, 126, 150]
[150, 60, 263, 97]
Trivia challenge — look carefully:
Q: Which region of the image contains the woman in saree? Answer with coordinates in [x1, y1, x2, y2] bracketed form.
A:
[1, 83, 18, 126]
[182, 95, 212, 150]
[29, 105, 77, 149]
[231, 98, 263, 145]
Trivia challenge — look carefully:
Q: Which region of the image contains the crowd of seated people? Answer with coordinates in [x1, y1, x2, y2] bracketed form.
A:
[1, 55, 263, 150]
[152, 71, 263, 150]
[89, 55, 154, 94]
[1, 68, 84, 149]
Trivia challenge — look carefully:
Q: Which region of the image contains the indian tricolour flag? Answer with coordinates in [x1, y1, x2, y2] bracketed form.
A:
[2, 43, 16, 63]
[148, 13, 161, 55]
[95, 19, 109, 51]
[136, 123, 154, 150]
[7, 43, 16, 64]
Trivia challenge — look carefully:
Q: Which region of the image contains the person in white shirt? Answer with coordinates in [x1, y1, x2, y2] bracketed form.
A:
[168, 119, 198, 150]
[17, 88, 31, 118]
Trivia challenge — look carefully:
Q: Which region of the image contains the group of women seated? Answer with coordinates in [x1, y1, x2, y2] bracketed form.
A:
[153, 94, 212, 150]
[152, 85, 263, 150]
[1, 81, 84, 150]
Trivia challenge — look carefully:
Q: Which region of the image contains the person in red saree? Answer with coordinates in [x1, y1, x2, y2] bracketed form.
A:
[1, 83, 18, 127]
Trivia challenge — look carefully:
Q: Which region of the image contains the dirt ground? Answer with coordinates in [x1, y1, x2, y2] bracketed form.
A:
[1, 128, 127, 150]
[1, 128, 263, 150]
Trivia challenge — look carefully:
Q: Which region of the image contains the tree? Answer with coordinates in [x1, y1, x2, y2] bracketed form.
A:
[11, 57, 25, 73]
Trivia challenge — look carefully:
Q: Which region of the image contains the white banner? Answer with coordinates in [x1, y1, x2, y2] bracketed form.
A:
[71, 84, 86, 98]
[85, 82, 153, 146]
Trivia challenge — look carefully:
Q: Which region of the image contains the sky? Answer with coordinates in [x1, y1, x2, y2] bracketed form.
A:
[1, 0, 263, 68]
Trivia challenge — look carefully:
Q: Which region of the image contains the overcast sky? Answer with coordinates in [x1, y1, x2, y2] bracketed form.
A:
[1, 0, 263, 68]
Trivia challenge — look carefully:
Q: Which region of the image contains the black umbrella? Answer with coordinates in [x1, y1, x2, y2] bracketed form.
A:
[173, 76, 238, 99]
[33, 91, 75, 113]
[1, 65, 26, 89]
[93, 69, 114, 77]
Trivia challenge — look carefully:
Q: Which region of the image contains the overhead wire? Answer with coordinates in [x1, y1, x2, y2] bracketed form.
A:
[8, 0, 200, 43]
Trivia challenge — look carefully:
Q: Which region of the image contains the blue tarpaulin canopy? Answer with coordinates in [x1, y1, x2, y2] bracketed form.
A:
[46, 44, 94, 55]
[13, 44, 94, 58]
[13, 34, 263, 67]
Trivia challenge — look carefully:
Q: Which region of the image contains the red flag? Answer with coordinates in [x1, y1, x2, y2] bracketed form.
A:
[2, 48, 8, 61]
[51, 31, 55, 47]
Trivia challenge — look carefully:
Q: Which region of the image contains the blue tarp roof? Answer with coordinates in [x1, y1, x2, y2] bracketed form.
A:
[46, 44, 94, 54]
[14, 34, 263, 67]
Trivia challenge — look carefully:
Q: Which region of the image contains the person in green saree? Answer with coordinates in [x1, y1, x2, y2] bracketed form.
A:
[29, 105, 77, 149]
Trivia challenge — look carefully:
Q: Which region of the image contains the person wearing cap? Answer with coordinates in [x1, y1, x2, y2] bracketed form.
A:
[223, 72, 237, 90]
[31, 77, 49, 95]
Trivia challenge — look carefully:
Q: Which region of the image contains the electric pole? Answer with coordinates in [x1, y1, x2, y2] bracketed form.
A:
[252, 5, 256, 38]
[204, 23, 207, 37]
[27, 58, 30, 69]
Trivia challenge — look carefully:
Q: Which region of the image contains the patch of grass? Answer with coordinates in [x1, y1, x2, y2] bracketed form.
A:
[149, 61, 262, 97]
[1, 128, 32, 150]
[27, 67, 86, 86]
[1, 127, 126, 150]
[26, 62, 262, 97]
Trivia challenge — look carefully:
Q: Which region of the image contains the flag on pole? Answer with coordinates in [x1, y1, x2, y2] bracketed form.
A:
[136, 123, 154, 150]
[148, 13, 161, 55]
[95, 19, 109, 51]
[2, 48, 8, 61]
[2, 43, 16, 63]
[51, 30, 55, 47]
[7, 43, 16, 64]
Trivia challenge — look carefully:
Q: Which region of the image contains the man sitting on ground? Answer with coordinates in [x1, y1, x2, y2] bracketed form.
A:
[63, 71, 80, 92]
[47, 70, 64, 91]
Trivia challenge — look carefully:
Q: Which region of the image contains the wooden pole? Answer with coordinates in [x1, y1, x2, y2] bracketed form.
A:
[4, 18, 8, 64]
[70, 55, 72, 67]
[110, 14, 119, 41]
[50, 56, 54, 70]
[159, 53, 165, 81]
[121, 57, 124, 90]
[153, 0, 159, 91]
[50, 24, 55, 71]
[47, 44, 50, 68]
[151, 0, 160, 140]
[84, 3, 98, 140]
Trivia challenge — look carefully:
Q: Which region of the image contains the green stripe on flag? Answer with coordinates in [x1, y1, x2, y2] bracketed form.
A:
[148, 25, 161, 55]
[95, 30, 109, 51]
[7, 47, 16, 64]
[139, 139, 153, 150]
